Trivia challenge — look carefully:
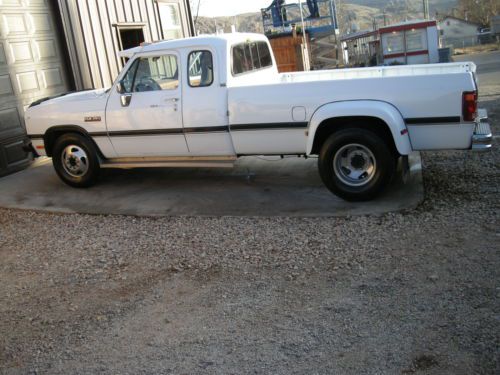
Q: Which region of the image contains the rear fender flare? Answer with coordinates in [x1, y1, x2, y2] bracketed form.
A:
[307, 100, 412, 155]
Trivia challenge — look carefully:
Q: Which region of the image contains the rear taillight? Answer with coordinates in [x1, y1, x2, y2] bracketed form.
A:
[462, 91, 477, 122]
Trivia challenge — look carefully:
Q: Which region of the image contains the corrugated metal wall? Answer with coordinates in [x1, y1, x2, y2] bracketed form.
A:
[57, 0, 193, 90]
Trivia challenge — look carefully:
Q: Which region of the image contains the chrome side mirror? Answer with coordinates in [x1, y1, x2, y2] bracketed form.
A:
[120, 94, 132, 107]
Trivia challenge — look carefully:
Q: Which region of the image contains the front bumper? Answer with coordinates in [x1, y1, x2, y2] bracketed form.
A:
[472, 108, 492, 152]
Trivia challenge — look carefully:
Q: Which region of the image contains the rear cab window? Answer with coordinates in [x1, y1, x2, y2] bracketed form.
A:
[232, 41, 272, 76]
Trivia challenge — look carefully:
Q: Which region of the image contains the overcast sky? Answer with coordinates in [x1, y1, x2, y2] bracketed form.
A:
[195, 0, 288, 18]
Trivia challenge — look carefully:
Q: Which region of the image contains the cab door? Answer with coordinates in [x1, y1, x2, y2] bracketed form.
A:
[105, 52, 189, 157]
[182, 49, 235, 156]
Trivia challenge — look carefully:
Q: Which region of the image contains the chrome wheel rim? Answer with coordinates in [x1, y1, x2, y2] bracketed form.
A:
[61, 145, 89, 178]
[333, 143, 376, 187]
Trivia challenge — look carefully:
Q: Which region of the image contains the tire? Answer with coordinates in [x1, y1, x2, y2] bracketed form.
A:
[52, 133, 100, 188]
[318, 128, 396, 202]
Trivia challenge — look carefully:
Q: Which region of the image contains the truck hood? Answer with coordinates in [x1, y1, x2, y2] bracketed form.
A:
[25, 88, 109, 137]
[29, 88, 110, 108]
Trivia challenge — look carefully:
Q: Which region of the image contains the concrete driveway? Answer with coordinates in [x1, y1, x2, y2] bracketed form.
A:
[0, 154, 423, 217]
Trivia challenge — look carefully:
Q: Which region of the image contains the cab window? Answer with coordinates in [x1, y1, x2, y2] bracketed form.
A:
[121, 54, 179, 93]
[232, 41, 272, 76]
[121, 59, 139, 93]
[188, 50, 213, 87]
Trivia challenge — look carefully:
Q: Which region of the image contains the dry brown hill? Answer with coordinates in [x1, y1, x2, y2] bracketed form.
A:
[194, 0, 458, 35]
[195, 4, 380, 34]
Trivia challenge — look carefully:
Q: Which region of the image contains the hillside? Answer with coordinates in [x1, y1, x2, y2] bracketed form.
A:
[194, 0, 458, 35]
[195, 3, 381, 35]
[195, 12, 263, 35]
[349, 0, 458, 14]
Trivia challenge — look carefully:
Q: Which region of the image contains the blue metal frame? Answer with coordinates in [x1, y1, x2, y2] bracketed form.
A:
[261, 0, 338, 37]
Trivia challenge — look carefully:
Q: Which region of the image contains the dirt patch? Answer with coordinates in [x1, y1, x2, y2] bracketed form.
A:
[403, 354, 440, 373]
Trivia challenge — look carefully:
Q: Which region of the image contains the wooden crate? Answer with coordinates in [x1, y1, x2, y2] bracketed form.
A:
[269, 34, 308, 72]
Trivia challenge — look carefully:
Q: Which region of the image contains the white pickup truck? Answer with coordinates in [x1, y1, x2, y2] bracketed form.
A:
[26, 33, 491, 201]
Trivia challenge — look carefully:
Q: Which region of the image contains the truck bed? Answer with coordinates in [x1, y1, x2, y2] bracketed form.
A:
[279, 62, 477, 83]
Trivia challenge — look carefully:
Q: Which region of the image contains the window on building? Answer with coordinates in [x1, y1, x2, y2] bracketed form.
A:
[406, 29, 427, 52]
[118, 27, 145, 51]
[383, 32, 404, 54]
[232, 41, 273, 75]
[188, 51, 213, 87]
[158, 2, 184, 40]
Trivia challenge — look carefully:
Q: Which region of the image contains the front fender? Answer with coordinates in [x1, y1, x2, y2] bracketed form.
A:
[307, 100, 412, 155]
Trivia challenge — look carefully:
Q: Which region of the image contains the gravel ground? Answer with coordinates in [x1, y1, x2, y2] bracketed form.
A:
[1, 91, 499, 374]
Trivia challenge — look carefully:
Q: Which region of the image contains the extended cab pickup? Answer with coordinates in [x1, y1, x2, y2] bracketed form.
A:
[25, 33, 492, 201]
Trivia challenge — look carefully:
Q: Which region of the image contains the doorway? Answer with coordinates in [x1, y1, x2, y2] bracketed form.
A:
[118, 27, 145, 51]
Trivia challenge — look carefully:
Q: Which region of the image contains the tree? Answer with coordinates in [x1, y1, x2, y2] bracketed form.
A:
[458, 0, 500, 26]
[384, 0, 420, 23]
[190, 0, 203, 28]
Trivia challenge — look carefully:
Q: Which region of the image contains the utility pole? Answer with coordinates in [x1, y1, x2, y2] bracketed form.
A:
[298, 0, 311, 70]
[423, 0, 429, 19]
[332, 0, 343, 66]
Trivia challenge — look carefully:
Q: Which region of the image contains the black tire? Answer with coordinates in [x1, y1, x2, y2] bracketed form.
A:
[318, 128, 396, 202]
[52, 133, 100, 188]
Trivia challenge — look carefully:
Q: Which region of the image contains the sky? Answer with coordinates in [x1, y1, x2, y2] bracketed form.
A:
[195, 0, 288, 18]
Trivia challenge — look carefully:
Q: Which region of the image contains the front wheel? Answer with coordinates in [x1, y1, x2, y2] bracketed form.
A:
[52, 133, 100, 188]
[318, 129, 396, 201]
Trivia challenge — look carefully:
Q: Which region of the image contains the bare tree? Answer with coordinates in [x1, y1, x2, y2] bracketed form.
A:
[458, 0, 500, 26]
[190, 0, 203, 27]
[384, 0, 420, 23]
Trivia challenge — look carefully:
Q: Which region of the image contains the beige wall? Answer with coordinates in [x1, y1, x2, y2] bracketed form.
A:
[439, 17, 480, 47]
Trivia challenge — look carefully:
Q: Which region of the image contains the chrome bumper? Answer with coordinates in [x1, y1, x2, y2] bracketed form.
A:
[472, 108, 492, 152]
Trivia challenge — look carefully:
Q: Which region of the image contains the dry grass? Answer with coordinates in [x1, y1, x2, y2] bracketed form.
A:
[454, 42, 500, 55]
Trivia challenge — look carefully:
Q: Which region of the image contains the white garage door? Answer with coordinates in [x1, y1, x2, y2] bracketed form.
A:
[0, 0, 70, 175]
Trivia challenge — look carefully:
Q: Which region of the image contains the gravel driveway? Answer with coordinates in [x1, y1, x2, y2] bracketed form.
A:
[1, 89, 499, 374]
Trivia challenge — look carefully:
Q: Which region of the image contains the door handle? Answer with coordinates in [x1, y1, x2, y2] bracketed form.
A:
[166, 98, 180, 102]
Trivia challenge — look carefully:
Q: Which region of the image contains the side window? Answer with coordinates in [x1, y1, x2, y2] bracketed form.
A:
[257, 42, 272, 68]
[188, 50, 213, 87]
[131, 54, 179, 92]
[121, 59, 140, 93]
[232, 41, 273, 75]
[250, 43, 260, 70]
[232, 43, 251, 75]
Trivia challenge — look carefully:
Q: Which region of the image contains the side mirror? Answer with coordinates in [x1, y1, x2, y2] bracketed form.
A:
[120, 94, 132, 107]
[116, 81, 124, 94]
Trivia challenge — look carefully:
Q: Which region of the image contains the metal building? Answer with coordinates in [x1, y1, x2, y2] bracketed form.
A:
[58, 0, 194, 90]
[0, 0, 193, 177]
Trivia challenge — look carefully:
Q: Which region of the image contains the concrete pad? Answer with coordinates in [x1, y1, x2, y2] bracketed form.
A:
[0, 153, 423, 217]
